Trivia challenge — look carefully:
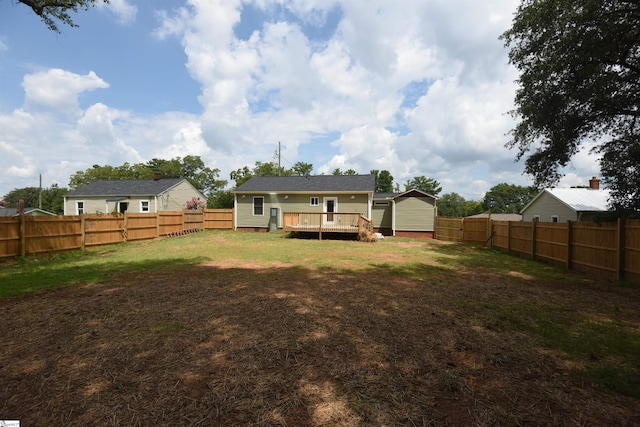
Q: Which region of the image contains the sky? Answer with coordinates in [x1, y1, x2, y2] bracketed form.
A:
[0, 0, 603, 201]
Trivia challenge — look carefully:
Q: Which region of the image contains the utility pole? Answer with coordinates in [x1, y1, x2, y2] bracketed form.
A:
[39, 173, 42, 210]
[277, 141, 281, 175]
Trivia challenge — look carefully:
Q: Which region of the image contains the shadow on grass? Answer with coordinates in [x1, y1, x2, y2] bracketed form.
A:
[1, 260, 639, 426]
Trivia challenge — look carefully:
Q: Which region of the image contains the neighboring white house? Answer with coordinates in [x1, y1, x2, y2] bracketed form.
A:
[63, 177, 206, 215]
[521, 177, 610, 222]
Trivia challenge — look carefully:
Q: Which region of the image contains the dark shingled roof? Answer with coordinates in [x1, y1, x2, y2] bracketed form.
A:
[65, 178, 185, 197]
[234, 174, 375, 193]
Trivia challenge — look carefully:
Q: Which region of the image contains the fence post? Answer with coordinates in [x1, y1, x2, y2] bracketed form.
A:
[123, 212, 128, 242]
[531, 220, 536, 260]
[182, 210, 186, 232]
[616, 218, 625, 281]
[507, 220, 511, 253]
[566, 220, 572, 270]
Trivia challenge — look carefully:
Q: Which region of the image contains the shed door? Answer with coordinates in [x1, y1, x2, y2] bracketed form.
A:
[323, 197, 337, 224]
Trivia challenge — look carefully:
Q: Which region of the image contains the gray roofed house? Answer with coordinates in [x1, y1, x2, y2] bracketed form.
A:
[63, 177, 206, 215]
[0, 207, 56, 216]
[233, 175, 437, 238]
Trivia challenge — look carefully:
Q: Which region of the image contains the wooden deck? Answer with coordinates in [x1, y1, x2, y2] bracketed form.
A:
[283, 212, 372, 240]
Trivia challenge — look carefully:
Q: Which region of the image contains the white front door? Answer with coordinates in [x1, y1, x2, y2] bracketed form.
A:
[323, 197, 338, 224]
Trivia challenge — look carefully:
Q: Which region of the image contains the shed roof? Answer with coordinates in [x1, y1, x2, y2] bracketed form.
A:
[233, 175, 375, 193]
[65, 178, 186, 197]
[522, 188, 610, 213]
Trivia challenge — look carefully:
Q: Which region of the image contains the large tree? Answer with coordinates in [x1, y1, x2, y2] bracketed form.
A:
[370, 170, 395, 193]
[69, 157, 226, 198]
[502, 0, 640, 212]
[405, 176, 442, 196]
[3, 184, 68, 214]
[437, 193, 484, 218]
[17, 0, 109, 32]
[482, 183, 539, 214]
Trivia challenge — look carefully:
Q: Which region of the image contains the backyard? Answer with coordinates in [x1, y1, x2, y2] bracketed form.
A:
[1, 231, 639, 426]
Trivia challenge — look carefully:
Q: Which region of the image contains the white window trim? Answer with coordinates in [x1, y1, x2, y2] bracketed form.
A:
[533, 215, 540, 222]
[140, 200, 150, 213]
[551, 215, 559, 223]
[310, 197, 319, 206]
[76, 201, 84, 215]
[253, 196, 264, 216]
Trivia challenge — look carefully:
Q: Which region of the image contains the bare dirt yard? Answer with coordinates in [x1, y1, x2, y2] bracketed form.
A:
[1, 233, 639, 426]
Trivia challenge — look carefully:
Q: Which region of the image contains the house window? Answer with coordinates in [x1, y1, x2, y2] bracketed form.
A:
[119, 202, 129, 214]
[140, 200, 150, 212]
[253, 197, 264, 216]
[374, 201, 390, 206]
[310, 197, 319, 206]
[533, 215, 540, 222]
[76, 201, 84, 215]
[551, 215, 559, 223]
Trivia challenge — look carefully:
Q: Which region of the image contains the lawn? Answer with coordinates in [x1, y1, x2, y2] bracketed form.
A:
[1, 231, 639, 426]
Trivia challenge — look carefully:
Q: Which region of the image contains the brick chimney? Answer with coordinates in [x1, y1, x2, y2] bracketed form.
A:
[153, 171, 161, 181]
[589, 176, 600, 190]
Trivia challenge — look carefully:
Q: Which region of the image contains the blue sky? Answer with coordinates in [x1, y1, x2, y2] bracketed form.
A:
[0, 0, 602, 201]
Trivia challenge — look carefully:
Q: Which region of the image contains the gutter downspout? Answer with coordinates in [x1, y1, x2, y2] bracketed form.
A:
[233, 194, 238, 231]
[392, 199, 396, 236]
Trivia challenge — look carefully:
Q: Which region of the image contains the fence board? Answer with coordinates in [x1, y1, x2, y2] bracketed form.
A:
[0, 217, 21, 258]
[624, 220, 640, 281]
[204, 209, 234, 229]
[462, 218, 489, 244]
[84, 215, 125, 247]
[435, 217, 463, 241]
[24, 216, 83, 254]
[126, 213, 160, 241]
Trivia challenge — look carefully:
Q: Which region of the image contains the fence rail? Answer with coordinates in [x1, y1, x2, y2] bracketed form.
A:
[0, 209, 234, 258]
[436, 217, 640, 282]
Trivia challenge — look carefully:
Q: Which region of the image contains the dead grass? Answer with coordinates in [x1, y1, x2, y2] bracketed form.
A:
[0, 232, 639, 426]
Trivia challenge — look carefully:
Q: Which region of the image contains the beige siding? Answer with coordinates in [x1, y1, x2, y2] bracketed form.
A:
[235, 193, 369, 228]
[64, 180, 205, 215]
[395, 196, 436, 231]
[522, 192, 577, 222]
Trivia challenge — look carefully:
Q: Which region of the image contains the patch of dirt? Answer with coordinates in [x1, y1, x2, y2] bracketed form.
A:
[1, 259, 639, 426]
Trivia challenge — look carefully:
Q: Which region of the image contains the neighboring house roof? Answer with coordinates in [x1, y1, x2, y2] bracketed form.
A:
[467, 213, 522, 221]
[65, 178, 188, 197]
[0, 208, 56, 216]
[521, 188, 611, 213]
[233, 175, 376, 193]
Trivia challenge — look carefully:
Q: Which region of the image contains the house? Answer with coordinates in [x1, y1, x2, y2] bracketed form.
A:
[372, 189, 437, 238]
[0, 207, 56, 216]
[232, 174, 437, 238]
[520, 177, 610, 222]
[63, 176, 206, 215]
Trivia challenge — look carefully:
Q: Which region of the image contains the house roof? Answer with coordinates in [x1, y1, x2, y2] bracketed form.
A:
[467, 213, 522, 221]
[233, 174, 376, 193]
[0, 207, 56, 216]
[522, 188, 611, 213]
[65, 178, 186, 197]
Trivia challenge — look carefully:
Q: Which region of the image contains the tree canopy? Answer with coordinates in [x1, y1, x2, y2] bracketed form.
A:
[230, 161, 315, 187]
[502, 0, 640, 212]
[370, 170, 395, 193]
[437, 193, 484, 218]
[17, 0, 108, 32]
[405, 176, 442, 196]
[69, 156, 226, 197]
[482, 183, 539, 214]
[2, 184, 68, 214]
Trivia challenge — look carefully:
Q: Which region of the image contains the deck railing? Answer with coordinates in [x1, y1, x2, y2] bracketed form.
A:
[283, 212, 372, 239]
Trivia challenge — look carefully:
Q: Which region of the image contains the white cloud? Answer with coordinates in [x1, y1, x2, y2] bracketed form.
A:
[22, 69, 108, 113]
[95, 0, 137, 24]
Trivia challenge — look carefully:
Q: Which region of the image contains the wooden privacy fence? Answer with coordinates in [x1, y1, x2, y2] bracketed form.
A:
[0, 209, 234, 258]
[436, 217, 640, 282]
